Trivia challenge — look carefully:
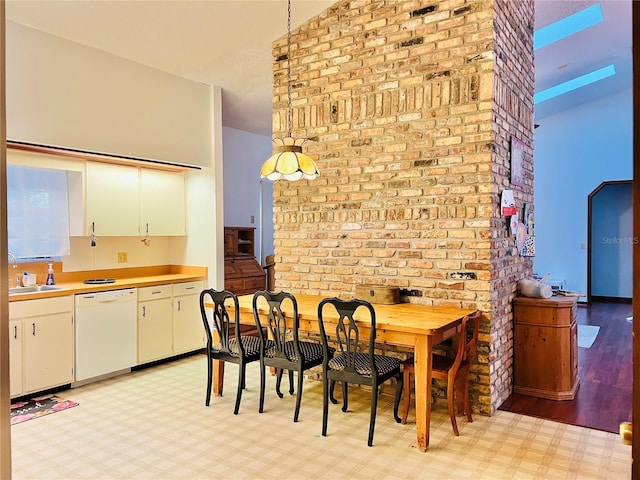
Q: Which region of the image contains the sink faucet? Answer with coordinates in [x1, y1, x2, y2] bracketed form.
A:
[8, 253, 19, 287]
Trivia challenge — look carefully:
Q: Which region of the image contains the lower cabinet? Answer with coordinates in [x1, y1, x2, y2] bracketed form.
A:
[137, 281, 205, 364]
[9, 296, 74, 398]
[138, 284, 174, 364]
[9, 320, 23, 398]
[172, 281, 205, 355]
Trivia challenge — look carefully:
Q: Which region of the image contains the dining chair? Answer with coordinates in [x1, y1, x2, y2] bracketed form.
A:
[401, 310, 482, 435]
[200, 288, 269, 414]
[252, 290, 333, 422]
[317, 297, 403, 447]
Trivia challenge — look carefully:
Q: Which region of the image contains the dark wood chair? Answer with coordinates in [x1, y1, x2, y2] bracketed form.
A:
[200, 288, 272, 414]
[401, 310, 481, 435]
[252, 290, 333, 422]
[317, 297, 403, 447]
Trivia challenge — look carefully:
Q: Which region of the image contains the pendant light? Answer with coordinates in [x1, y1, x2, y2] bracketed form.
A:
[260, 0, 319, 181]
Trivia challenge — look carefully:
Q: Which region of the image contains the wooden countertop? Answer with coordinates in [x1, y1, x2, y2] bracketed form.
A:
[8, 265, 207, 301]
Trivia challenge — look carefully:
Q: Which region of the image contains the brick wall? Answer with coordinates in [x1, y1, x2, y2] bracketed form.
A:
[270, 0, 534, 414]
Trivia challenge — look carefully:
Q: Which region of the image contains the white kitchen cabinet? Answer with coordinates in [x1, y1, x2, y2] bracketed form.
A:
[9, 296, 74, 398]
[172, 281, 205, 354]
[84, 163, 186, 237]
[137, 285, 173, 364]
[140, 169, 186, 236]
[85, 162, 140, 236]
[9, 319, 23, 398]
[137, 281, 205, 364]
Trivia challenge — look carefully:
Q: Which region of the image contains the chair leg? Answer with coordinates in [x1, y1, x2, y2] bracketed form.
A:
[341, 381, 349, 412]
[368, 385, 379, 447]
[329, 380, 338, 404]
[447, 373, 459, 436]
[322, 376, 330, 437]
[259, 362, 266, 414]
[393, 372, 403, 423]
[454, 369, 472, 423]
[205, 355, 213, 407]
[275, 368, 284, 398]
[293, 368, 304, 422]
[288, 369, 295, 395]
[234, 363, 246, 415]
[461, 373, 473, 423]
[401, 363, 411, 424]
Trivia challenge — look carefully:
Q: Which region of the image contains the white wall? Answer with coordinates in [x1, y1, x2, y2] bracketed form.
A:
[533, 88, 632, 296]
[222, 126, 273, 264]
[6, 21, 211, 168]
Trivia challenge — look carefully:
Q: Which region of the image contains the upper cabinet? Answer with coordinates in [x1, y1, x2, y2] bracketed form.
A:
[140, 169, 186, 236]
[85, 162, 140, 236]
[84, 162, 186, 237]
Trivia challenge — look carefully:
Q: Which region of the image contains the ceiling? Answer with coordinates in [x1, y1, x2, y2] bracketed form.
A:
[5, 0, 632, 137]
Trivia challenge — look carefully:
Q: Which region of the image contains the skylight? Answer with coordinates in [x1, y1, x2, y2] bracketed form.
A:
[534, 64, 616, 104]
[534, 3, 603, 50]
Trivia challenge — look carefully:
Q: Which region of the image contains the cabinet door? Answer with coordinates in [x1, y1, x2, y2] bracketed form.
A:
[138, 298, 173, 364]
[172, 281, 205, 354]
[9, 319, 23, 398]
[173, 294, 205, 354]
[24, 313, 73, 393]
[86, 162, 140, 236]
[140, 169, 186, 236]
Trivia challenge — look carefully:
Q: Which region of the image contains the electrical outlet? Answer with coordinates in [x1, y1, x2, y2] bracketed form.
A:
[117, 252, 128, 263]
[400, 289, 423, 297]
[251, 215, 255, 224]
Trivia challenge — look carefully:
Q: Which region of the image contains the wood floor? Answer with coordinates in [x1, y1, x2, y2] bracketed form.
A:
[499, 300, 632, 434]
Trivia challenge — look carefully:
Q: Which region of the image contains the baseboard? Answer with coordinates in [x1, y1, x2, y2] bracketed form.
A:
[590, 296, 632, 304]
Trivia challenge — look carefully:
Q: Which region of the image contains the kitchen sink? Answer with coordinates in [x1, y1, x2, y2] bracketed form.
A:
[8, 285, 65, 295]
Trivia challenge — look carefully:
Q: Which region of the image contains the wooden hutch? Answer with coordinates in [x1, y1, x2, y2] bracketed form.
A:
[513, 295, 580, 400]
[223, 226, 266, 295]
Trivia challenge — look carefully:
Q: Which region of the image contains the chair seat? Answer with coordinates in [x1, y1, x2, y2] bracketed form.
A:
[432, 353, 455, 372]
[212, 335, 267, 360]
[329, 352, 401, 377]
[265, 340, 329, 364]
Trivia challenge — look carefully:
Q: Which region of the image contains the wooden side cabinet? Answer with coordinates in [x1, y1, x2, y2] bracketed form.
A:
[224, 226, 266, 295]
[513, 295, 579, 400]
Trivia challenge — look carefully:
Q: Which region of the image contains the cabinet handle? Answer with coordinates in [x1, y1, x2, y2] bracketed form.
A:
[177, 300, 181, 312]
[142, 306, 146, 317]
[14, 325, 17, 339]
[185, 286, 195, 291]
[32, 323, 36, 336]
[151, 291, 162, 295]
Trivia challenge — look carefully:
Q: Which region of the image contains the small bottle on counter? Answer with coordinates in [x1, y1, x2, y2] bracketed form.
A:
[46, 263, 56, 285]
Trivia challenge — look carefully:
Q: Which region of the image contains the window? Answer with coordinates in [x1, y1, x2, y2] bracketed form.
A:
[7, 165, 71, 258]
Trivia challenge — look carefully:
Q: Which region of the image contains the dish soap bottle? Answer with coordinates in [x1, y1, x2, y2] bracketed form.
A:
[46, 263, 56, 285]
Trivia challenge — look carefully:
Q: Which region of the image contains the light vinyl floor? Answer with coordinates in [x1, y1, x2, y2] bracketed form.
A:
[10, 354, 631, 480]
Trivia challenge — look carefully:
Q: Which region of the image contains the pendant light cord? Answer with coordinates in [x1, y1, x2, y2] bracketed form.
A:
[287, 0, 293, 137]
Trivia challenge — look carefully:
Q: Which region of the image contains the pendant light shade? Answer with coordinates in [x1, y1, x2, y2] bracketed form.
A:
[260, 137, 319, 181]
[260, 0, 319, 181]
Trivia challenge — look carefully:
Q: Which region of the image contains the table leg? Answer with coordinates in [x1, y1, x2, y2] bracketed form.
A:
[413, 335, 432, 452]
[213, 359, 224, 396]
[212, 329, 224, 396]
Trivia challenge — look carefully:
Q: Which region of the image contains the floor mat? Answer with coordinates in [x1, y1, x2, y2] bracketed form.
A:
[578, 324, 600, 348]
[10, 394, 78, 425]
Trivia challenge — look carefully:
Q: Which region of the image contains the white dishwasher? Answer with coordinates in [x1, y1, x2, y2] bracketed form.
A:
[74, 288, 138, 385]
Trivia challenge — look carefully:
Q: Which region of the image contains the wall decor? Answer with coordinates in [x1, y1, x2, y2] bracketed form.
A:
[501, 189, 516, 216]
[510, 136, 525, 187]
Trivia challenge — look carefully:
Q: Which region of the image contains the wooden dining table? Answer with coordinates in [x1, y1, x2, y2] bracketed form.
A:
[212, 293, 478, 452]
